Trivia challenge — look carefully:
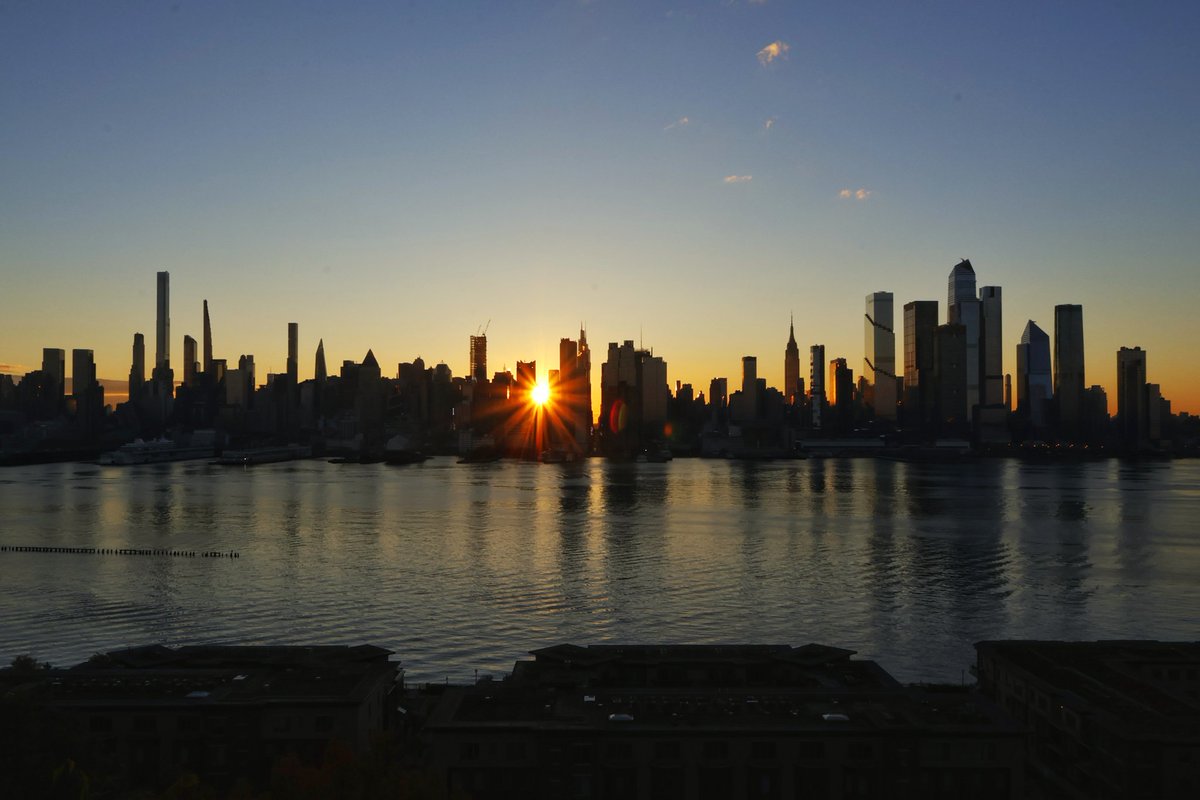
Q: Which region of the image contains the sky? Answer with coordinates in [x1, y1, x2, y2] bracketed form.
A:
[2, 0, 1198, 414]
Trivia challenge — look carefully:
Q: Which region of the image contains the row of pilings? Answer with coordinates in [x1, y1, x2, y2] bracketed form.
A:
[0, 545, 239, 558]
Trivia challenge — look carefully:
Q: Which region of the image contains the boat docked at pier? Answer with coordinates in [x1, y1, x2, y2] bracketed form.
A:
[99, 431, 217, 466]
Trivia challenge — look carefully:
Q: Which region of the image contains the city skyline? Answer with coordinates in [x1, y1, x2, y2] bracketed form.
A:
[2, 2, 1199, 413]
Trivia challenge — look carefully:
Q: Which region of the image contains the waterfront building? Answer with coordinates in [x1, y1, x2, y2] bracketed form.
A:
[1054, 305, 1085, 440]
[809, 345, 825, 430]
[600, 340, 668, 453]
[1016, 321, 1052, 431]
[864, 291, 897, 421]
[976, 640, 1200, 800]
[947, 259, 981, 420]
[784, 316, 801, 405]
[71, 348, 103, 436]
[425, 644, 1024, 800]
[558, 333, 591, 454]
[1117, 346, 1148, 449]
[903, 301, 938, 434]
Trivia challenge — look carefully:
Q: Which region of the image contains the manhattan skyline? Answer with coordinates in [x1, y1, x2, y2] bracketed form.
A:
[2, 2, 1199, 414]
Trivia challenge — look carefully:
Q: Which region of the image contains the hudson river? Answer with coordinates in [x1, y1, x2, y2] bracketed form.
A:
[1, 457, 1197, 683]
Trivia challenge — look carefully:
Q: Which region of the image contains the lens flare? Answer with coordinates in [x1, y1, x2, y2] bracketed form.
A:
[532, 380, 550, 406]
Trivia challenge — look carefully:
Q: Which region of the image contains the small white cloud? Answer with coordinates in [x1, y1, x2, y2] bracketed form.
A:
[757, 40, 789, 65]
[764, 117, 776, 130]
[663, 116, 690, 131]
[839, 188, 873, 200]
[724, 175, 753, 184]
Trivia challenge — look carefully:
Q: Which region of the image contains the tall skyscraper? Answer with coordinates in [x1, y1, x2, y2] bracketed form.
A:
[315, 339, 327, 384]
[1116, 346, 1147, 449]
[183, 335, 198, 387]
[784, 316, 800, 405]
[41, 347, 65, 412]
[828, 357, 854, 433]
[516, 360, 536, 399]
[809, 344, 825, 429]
[558, 335, 590, 454]
[202, 300, 213, 375]
[71, 348, 102, 434]
[903, 301, 938, 433]
[578, 326, 592, 433]
[741, 356, 759, 419]
[979, 286, 1004, 407]
[1016, 321, 1052, 429]
[287, 323, 299, 386]
[1054, 304, 1085, 440]
[469, 334, 488, 383]
[129, 333, 145, 395]
[864, 292, 896, 421]
[934, 324, 967, 434]
[947, 259, 980, 420]
[155, 271, 170, 369]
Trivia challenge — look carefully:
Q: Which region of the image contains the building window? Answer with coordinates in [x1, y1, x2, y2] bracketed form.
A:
[654, 740, 681, 761]
[460, 742, 480, 762]
[751, 741, 777, 760]
[315, 715, 334, 733]
[702, 740, 729, 760]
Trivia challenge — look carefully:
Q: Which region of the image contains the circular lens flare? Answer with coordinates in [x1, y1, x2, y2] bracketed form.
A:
[532, 380, 550, 406]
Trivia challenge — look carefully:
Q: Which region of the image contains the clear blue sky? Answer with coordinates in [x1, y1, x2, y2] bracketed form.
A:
[2, 1, 1198, 412]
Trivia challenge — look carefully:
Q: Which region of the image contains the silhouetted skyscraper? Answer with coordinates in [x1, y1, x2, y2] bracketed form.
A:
[578, 326, 592, 436]
[469, 334, 487, 383]
[287, 323, 298, 386]
[934, 324, 967, 435]
[155, 271, 170, 369]
[183, 335, 198, 387]
[809, 344, 825, 429]
[784, 316, 800, 405]
[315, 339, 327, 384]
[741, 356, 759, 419]
[1054, 304, 1085, 440]
[1016, 321, 1052, 430]
[903, 301, 938, 434]
[42, 347, 65, 414]
[71, 348, 102, 436]
[1117, 346, 1147, 449]
[202, 299, 213, 375]
[979, 286, 1004, 407]
[864, 292, 896, 421]
[129, 333, 145, 395]
[947, 259, 981, 421]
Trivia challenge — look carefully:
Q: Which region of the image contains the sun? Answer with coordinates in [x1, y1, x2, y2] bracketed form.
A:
[531, 379, 551, 406]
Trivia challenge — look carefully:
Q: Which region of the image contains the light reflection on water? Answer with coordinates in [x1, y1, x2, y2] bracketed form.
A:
[1, 457, 1197, 683]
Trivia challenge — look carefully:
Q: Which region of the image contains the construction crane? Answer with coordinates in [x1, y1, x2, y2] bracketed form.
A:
[476, 319, 490, 337]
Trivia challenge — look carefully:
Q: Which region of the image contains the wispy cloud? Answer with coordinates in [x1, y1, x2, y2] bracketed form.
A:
[764, 117, 776, 130]
[663, 116, 690, 131]
[724, 175, 753, 184]
[0, 363, 28, 374]
[757, 40, 789, 65]
[839, 188, 873, 200]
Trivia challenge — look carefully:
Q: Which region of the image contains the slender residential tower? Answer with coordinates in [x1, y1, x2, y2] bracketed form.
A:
[287, 323, 299, 385]
[155, 271, 170, 369]
[809, 344, 825, 429]
[979, 286, 1004, 407]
